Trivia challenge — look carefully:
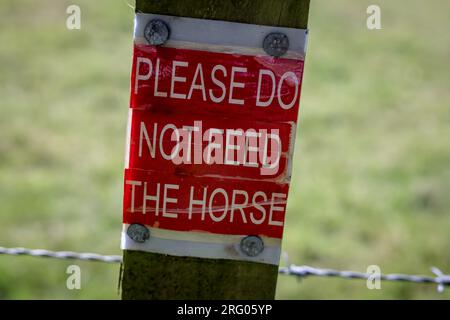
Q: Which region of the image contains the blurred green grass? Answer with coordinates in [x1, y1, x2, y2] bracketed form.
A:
[0, 0, 449, 299]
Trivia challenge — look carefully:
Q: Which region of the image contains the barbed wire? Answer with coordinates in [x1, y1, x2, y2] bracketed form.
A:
[1, 246, 449, 292]
[0, 246, 122, 263]
[278, 265, 450, 293]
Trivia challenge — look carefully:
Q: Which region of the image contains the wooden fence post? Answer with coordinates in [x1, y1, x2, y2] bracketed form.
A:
[121, 0, 310, 300]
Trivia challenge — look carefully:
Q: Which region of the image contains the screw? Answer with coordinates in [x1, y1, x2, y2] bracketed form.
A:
[144, 19, 170, 46]
[127, 224, 150, 243]
[240, 235, 264, 257]
[263, 32, 289, 57]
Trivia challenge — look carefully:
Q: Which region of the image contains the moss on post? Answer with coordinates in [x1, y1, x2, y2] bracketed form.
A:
[122, 251, 278, 299]
[136, 0, 310, 29]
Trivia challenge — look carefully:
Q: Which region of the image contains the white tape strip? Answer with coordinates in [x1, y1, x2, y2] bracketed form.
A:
[134, 13, 308, 59]
[121, 224, 282, 265]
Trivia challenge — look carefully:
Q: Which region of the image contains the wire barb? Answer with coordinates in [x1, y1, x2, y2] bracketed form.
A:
[1, 246, 449, 292]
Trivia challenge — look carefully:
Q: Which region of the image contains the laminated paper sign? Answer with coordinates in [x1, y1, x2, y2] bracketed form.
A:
[122, 13, 308, 265]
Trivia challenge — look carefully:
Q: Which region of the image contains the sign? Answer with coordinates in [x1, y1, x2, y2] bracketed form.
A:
[122, 13, 308, 265]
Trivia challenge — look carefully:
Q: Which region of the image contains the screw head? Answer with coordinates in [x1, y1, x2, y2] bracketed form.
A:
[144, 19, 170, 46]
[263, 32, 289, 57]
[127, 224, 150, 243]
[240, 235, 264, 257]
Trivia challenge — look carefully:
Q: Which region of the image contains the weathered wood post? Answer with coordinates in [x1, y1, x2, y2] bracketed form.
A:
[121, 0, 310, 299]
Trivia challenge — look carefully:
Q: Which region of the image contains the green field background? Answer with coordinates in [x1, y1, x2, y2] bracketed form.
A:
[0, 0, 449, 299]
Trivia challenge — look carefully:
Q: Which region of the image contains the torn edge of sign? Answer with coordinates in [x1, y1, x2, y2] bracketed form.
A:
[124, 108, 133, 170]
[121, 224, 281, 265]
[134, 13, 308, 60]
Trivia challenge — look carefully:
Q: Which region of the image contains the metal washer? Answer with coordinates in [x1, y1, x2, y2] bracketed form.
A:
[144, 19, 170, 45]
[240, 235, 264, 257]
[263, 32, 289, 57]
[127, 223, 150, 243]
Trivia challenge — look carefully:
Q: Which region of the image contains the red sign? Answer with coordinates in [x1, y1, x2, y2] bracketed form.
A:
[130, 45, 304, 122]
[123, 168, 289, 238]
[124, 43, 303, 238]
[122, 13, 307, 264]
[127, 108, 294, 181]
